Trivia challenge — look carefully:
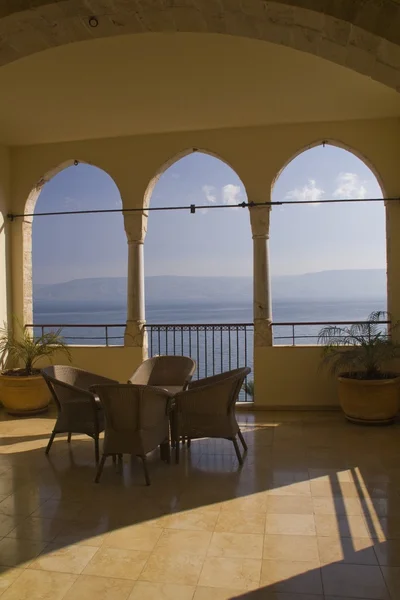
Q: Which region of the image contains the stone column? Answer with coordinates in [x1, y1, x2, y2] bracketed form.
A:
[124, 212, 148, 349]
[250, 205, 273, 346]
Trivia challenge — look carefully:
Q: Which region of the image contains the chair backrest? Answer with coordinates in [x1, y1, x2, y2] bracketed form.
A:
[176, 367, 251, 416]
[91, 383, 172, 452]
[41, 365, 95, 410]
[129, 356, 196, 387]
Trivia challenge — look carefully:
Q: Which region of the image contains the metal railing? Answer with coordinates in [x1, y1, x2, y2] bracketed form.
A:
[27, 322, 255, 402]
[145, 323, 254, 402]
[26, 324, 125, 347]
[272, 320, 391, 346]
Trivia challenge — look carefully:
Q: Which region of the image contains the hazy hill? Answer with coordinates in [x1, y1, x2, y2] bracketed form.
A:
[33, 269, 386, 311]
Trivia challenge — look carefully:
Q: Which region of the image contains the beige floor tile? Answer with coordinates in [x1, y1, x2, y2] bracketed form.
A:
[0, 537, 47, 567]
[139, 550, 204, 586]
[155, 529, 211, 556]
[215, 510, 265, 534]
[312, 497, 363, 515]
[83, 547, 149, 580]
[267, 496, 313, 515]
[6, 517, 65, 542]
[322, 563, 389, 598]
[260, 560, 322, 595]
[207, 532, 263, 559]
[219, 492, 269, 513]
[381, 566, 400, 598]
[0, 569, 76, 600]
[309, 469, 354, 483]
[193, 588, 240, 600]
[310, 482, 360, 498]
[162, 509, 219, 532]
[105, 525, 163, 552]
[0, 567, 23, 595]
[268, 482, 311, 497]
[32, 500, 84, 521]
[198, 556, 261, 590]
[0, 514, 24, 537]
[317, 536, 377, 565]
[129, 581, 195, 599]
[52, 520, 110, 547]
[266, 514, 316, 536]
[0, 495, 44, 518]
[29, 543, 98, 574]
[374, 540, 400, 566]
[263, 535, 319, 562]
[63, 574, 134, 600]
[314, 515, 371, 539]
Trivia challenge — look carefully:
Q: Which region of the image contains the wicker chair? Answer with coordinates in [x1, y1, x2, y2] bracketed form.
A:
[41, 365, 118, 462]
[129, 355, 196, 391]
[90, 383, 173, 484]
[172, 367, 251, 465]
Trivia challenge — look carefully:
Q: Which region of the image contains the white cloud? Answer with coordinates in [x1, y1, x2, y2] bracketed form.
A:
[202, 185, 217, 204]
[222, 184, 241, 206]
[285, 179, 325, 205]
[333, 172, 367, 200]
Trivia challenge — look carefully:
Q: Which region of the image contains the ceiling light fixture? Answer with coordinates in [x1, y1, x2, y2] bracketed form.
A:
[88, 16, 99, 28]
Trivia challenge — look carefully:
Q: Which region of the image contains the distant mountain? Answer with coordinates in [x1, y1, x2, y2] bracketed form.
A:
[33, 269, 386, 312]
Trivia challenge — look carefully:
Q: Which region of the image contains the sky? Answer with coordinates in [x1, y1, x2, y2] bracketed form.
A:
[32, 144, 386, 284]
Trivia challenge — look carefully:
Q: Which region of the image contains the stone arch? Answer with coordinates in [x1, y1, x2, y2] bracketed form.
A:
[269, 139, 388, 343]
[23, 159, 124, 325]
[1, 2, 400, 91]
[144, 147, 248, 210]
[272, 139, 386, 197]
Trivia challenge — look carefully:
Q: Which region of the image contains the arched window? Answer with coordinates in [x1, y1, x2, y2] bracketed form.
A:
[31, 163, 127, 345]
[271, 144, 386, 345]
[145, 151, 253, 387]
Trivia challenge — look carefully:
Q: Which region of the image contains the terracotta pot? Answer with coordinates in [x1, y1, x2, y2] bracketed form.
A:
[0, 373, 51, 416]
[338, 374, 400, 424]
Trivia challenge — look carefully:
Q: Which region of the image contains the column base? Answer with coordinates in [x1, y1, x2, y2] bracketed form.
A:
[254, 318, 273, 347]
[124, 320, 148, 354]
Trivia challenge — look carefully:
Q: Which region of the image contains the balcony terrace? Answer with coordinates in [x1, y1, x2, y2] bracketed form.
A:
[1, 1, 400, 597]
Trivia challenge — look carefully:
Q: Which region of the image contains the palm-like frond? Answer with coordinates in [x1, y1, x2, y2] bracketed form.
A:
[242, 379, 254, 398]
[318, 311, 399, 379]
[0, 321, 70, 375]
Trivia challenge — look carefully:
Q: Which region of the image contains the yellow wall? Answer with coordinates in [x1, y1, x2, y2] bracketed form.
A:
[0, 146, 10, 332]
[254, 346, 338, 409]
[34, 346, 143, 384]
[6, 117, 400, 408]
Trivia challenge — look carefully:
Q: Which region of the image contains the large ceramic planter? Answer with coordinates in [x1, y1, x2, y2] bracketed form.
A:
[338, 374, 400, 424]
[0, 372, 51, 416]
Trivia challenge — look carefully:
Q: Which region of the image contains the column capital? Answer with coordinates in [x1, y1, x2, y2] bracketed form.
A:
[124, 211, 148, 244]
[249, 205, 271, 239]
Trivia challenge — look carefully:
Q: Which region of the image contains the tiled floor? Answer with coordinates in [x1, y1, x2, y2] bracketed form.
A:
[0, 409, 399, 598]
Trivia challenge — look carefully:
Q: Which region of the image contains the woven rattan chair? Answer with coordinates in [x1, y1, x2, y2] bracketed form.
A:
[90, 383, 173, 484]
[41, 365, 118, 462]
[129, 355, 196, 390]
[172, 367, 251, 465]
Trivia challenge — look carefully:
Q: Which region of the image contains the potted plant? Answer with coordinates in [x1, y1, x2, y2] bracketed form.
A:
[318, 311, 400, 424]
[242, 379, 254, 400]
[0, 323, 70, 416]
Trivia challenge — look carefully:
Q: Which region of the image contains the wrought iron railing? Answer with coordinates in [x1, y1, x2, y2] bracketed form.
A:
[145, 323, 254, 402]
[272, 320, 391, 346]
[26, 324, 125, 347]
[26, 322, 255, 401]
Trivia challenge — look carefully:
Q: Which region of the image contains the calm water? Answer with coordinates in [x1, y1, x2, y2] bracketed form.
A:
[33, 297, 387, 340]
